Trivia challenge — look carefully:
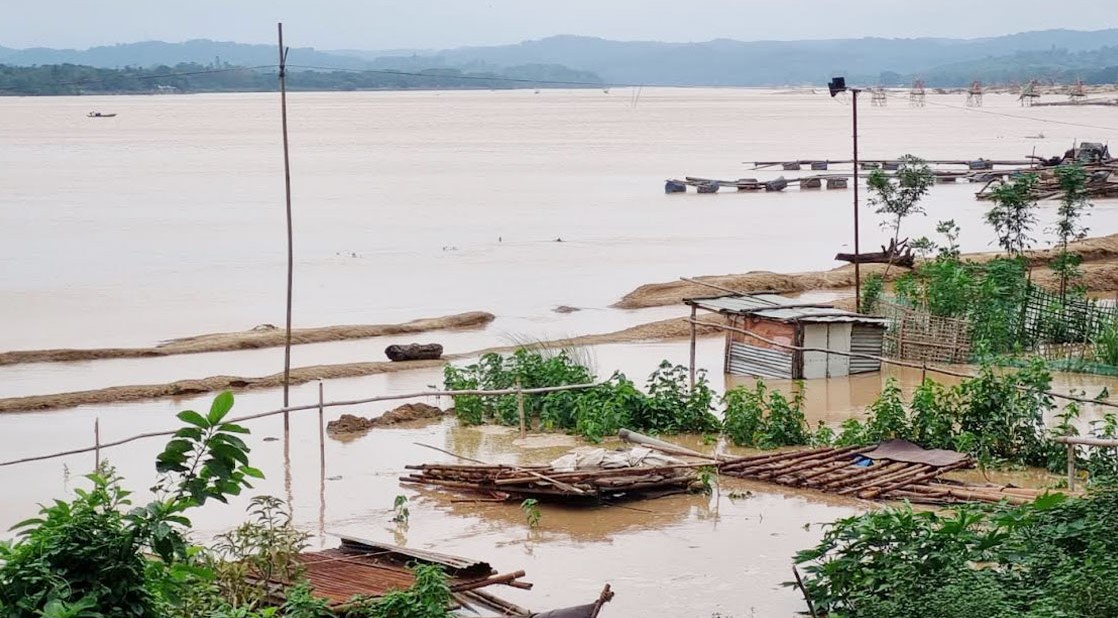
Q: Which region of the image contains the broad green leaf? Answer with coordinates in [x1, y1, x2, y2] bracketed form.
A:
[217, 422, 250, 434]
[174, 426, 204, 441]
[242, 466, 265, 479]
[177, 410, 209, 428]
[207, 390, 235, 424]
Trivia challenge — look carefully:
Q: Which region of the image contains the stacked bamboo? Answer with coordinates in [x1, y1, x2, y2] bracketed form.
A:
[975, 162, 1118, 201]
[400, 461, 704, 503]
[714, 445, 1062, 505]
[716, 446, 974, 502]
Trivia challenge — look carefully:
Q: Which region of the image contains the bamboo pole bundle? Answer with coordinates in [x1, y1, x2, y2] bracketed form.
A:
[402, 459, 701, 503]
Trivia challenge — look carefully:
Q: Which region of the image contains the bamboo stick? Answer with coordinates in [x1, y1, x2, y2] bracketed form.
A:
[450, 570, 529, 592]
[414, 442, 586, 495]
[845, 465, 932, 496]
[818, 462, 910, 490]
[720, 447, 836, 473]
[759, 446, 875, 480]
[729, 446, 854, 477]
[861, 460, 971, 499]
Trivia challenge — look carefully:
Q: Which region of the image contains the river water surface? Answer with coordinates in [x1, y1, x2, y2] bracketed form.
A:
[3, 88, 1118, 616]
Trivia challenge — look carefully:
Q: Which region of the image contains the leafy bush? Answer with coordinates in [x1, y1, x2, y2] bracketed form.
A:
[1093, 320, 1118, 365]
[794, 488, 1118, 618]
[444, 352, 718, 441]
[0, 392, 262, 618]
[722, 380, 813, 448]
[443, 349, 596, 427]
[893, 255, 1030, 354]
[833, 362, 1072, 470]
[859, 273, 884, 314]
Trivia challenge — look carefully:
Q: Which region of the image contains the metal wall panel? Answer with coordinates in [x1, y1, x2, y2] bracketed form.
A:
[850, 325, 885, 374]
[727, 342, 794, 379]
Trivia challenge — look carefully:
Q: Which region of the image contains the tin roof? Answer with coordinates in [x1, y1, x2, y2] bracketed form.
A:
[685, 293, 888, 326]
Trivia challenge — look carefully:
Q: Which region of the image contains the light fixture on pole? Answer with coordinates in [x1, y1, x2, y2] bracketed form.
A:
[828, 76, 862, 310]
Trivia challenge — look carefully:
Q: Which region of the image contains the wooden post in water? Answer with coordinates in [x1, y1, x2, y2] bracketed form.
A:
[516, 380, 527, 439]
[318, 380, 326, 474]
[1067, 442, 1076, 491]
[94, 418, 100, 469]
[689, 304, 698, 389]
[318, 379, 327, 537]
[277, 22, 295, 431]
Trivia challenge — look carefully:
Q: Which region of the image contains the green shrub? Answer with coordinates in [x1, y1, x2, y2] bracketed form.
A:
[794, 488, 1118, 618]
[859, 273, 884, 314]
[444, 352, 718, 441]
[722, 380, 810, 448]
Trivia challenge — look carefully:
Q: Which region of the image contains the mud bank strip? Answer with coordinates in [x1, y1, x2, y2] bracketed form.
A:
[0, 312, 495, 367]
[615, 233, 1118, 309]
[0, 317, 724, 413]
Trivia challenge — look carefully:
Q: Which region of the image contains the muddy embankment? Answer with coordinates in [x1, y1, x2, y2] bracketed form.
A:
[615, 233, 1118, 309]
[0, 312, 496, 367]
[0, 317, 725, 413]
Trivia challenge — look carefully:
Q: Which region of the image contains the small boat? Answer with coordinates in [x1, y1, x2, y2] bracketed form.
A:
[87, 112, 117, 118]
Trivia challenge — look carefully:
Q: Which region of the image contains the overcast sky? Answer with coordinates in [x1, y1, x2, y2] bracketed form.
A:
[5, 0, 1118, 50]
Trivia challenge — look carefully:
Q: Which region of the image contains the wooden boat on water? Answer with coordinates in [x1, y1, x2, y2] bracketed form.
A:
[87, 112, 117, 118]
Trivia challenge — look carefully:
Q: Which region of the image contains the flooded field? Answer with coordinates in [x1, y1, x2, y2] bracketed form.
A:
[3, 88, 1118, 615]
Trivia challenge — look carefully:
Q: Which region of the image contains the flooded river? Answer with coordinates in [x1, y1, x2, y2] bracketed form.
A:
[3, 88, 1118, 615]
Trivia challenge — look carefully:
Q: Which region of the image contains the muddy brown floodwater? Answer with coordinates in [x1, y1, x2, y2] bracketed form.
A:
[3, 341, 1117, 616]
[5, 89, 1118, 616]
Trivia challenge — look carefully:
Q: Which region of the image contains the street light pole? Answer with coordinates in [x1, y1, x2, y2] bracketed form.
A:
[828, 77, 862, 311]
[851, 87, 861, 309]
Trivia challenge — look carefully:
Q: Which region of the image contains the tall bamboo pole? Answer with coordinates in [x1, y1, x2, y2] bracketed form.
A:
[277, 23, 295, 430]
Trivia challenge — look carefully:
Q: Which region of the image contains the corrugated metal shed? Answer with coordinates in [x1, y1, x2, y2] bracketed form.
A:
[686, 294, 887, 326]
[688, 293, 887, 378]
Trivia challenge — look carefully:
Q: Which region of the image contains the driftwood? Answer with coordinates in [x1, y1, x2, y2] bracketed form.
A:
[835, 238, 915, 268]
[385, 343, 443, 361]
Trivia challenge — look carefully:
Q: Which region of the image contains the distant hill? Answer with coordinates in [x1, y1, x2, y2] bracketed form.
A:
[3, 29, 1118, 88]
[0, 39, 374, 69]
[418, 30, 1118, 86]
[908, 45, 1118, 87]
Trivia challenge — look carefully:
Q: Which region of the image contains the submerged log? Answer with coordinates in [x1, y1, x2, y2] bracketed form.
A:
[385, 343, 444, 361]
[835, 238, 915, 268]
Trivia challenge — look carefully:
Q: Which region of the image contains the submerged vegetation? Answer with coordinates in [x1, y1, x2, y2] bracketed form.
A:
[443, 350, 719, 441]
[795, 487, 1118, 618]
[443, 350, 1118, 480]
[0, 392, 457, 618]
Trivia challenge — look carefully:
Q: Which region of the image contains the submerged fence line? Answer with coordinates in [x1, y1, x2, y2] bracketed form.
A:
[0, 382, 603, 469]
[688, 318, 1118, 411]
[7, 320, 1118, 471]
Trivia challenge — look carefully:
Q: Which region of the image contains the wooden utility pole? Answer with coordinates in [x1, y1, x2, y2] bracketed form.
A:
[851, 88, 862, 309]
[278, 22, 295, 429]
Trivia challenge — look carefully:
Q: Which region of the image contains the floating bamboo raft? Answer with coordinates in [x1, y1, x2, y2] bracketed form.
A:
[715, 443, 1056, 505]
[404, 433, 1067, 507]
[671, 155, 1118, 200]
[400, 460, 704, 504]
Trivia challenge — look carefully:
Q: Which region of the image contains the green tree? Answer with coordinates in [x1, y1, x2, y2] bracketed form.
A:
[1052, 164, 1093, 300]
[984, 174, 1039, 256]
[867, 155, 935, 271]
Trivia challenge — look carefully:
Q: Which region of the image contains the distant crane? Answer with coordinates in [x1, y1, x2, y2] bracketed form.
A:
[1068, 78, 1087, 104]
[965, 80, 983, 107]
[909, 79, 926, 107]
[1019, 80, 1040, 107]
[871, 86, 888, 107]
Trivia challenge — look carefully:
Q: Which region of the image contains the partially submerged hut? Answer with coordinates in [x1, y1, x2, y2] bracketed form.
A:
[265, 536, 614, 617]
[685, 293, 887, 379]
